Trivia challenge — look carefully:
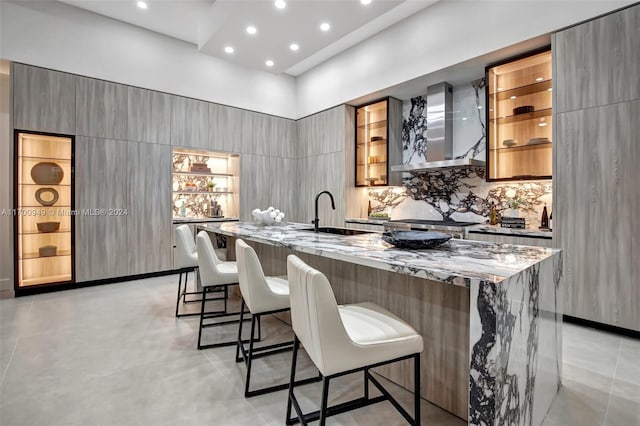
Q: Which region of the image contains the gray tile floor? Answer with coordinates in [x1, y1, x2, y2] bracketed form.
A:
[0, 274, 638, 426]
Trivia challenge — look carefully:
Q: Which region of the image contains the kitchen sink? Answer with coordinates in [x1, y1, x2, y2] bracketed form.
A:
[300, 227, 374, 236]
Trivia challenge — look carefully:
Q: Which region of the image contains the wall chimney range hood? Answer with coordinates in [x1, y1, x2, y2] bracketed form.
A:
[391, 82, 485, 173]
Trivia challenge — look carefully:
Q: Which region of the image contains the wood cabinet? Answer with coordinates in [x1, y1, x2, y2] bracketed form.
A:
[75, 137, 129, 282]
[486, 49, 553, 181]
[13, 63, 76, 134]
[75, 76, 127, 140]
[127, 87, 171, 145]
[355, 98, 402, 187]
[15, 131, 75, 291]
[171, 96, 209, 149]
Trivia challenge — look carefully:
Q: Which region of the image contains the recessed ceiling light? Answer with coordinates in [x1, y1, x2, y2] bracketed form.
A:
[361, 0, 372, 4]
[289, 43, 299, 51]
[246, 26, 257, 35]
[510, 95, 517, 99]
[137, 1, 147, 9]
[320, 22, 331, 31]
[265, 60, 274, 67]
[224, 46, 234, 54]
[274, 0, 286, 9]
[535, 77, 544, 82]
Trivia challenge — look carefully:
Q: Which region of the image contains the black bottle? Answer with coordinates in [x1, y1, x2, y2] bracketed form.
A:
[541, 204, 549, 228]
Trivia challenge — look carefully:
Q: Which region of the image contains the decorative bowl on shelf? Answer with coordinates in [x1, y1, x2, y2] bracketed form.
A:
[38, 245, 57, 257]
[502, 139, 517, 147]
[526, 137, 551, 146]
[366, 177, 378, 185]
[513, 105, 534, 115]
[36, 221, 60, 233]
[371, 136, 384, 142]
[35, 188, 59, 206]
[382, 230, 451, 249]
[31, 162, 64, 185]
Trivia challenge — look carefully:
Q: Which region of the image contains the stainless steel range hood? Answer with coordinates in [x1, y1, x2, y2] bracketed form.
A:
[391, 82, 485, 173]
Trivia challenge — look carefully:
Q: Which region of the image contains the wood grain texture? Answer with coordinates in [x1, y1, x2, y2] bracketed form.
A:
[13, 63, 76, 134]
[555, 100, 640, 331]
[270, 116, 297, 159]
[387, 97, 403, 186]
[224, 237, 470, 420]
[126, 142, 173, 274]
[297, 105, 346, 158]
[554, 4, 640, 113]
[297, 152, 345, 226]
[208, 103, 244, 153]
[467, 232, 552, 248]
[74, 137, 129, 281]
[170, 96, 208, 149]
[75, 76, 127, 140]
[242, 111, 270, 155]
[127, 87, 171, 144]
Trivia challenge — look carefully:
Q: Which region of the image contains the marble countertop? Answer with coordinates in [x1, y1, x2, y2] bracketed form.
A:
[468, 224, 553, 239]
[199, 222, 559, 287]
[173, 217, 239, 224]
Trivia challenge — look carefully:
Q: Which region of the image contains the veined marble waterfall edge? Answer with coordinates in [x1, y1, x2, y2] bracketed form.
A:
[469, 252, 563, 425]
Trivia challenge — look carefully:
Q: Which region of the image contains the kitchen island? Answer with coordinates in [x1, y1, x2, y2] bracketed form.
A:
[200, 222, 563, 425]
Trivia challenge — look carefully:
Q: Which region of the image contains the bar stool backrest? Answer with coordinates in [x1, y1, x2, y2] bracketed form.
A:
[196, 231, 227, 286]
[286, 255, 350, 376]
[175, 225, 198, 269]
[235, 239, 271, 313]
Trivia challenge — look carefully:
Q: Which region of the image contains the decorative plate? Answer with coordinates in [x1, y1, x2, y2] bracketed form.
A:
[35, 188, 59, 206]
[382, 230, 452, 249]
[31, 162, 64, 185]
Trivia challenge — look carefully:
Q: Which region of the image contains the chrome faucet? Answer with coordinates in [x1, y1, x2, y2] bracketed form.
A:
[313, 191, 335, 233]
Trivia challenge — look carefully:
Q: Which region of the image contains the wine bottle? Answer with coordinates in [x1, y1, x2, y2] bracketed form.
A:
[541, 204, 549, 228]
[489, 202, 497, 225]
[367, 200, 372, 217]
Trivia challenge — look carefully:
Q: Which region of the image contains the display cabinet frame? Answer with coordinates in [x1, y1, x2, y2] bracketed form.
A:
[13, 129, 75, 295]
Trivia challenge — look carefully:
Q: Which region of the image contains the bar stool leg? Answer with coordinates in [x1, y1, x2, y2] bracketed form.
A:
[197, 287, 207, 349]
[319, 377, 330, 426]
[175, 271, 183, 317]
[286, 337, 300, 425]
[414, 353, 421, 426]
[235, 300, 246, 362]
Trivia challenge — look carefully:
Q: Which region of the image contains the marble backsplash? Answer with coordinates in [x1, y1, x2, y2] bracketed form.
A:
[371, 79, 552, 227]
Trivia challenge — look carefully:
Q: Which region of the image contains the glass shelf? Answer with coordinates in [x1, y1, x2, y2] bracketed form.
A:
[20, 250, 72, 260]
[172, 171, 233, 177]
[489, 79, 552, 99]
[20, 230, 72, 235]
[490, 108, 552, 124]
[357, 162, 387, 167]
[490, 142, 552, 152]
[357, 119, 387, 130]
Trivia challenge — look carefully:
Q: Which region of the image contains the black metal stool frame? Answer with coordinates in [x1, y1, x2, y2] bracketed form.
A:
[196, 284, 254, 350]
[175, 268, 227, 318]
[285, 336, 421, 426]
[234, 300, 321, 397]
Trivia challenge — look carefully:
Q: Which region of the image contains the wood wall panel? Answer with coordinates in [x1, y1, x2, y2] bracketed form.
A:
[75, 76, 127, 140]
[126, 142, 173, 274]
[171, 96, 209, 149]
[555, 100, 640, 330]
[74, 137, 129, 281]
[555, 4, 640, 113]
[13, 63, 76, 134]
[127, 87, 171, 144]
[208, 103, 244, 153]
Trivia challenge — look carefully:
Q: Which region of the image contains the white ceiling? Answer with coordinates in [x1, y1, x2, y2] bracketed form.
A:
[57, 0, 437, 76]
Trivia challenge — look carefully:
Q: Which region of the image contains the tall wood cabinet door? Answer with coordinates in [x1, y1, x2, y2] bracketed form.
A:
[127, 87, 171, 145]
[209, 103, 244, 153]
[170, 96, 208, 148]
[13, 63, 76, 134]
[554, 4, 640, 113]
[76, 76, 128, 140]
[126, 142, 172, 275]
[75, 137, 129, 282]
[555, 100, 640, 330]
[269, 116, 296, 158]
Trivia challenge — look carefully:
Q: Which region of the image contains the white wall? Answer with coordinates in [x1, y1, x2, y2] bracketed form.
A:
[0, 1, 297, 119]
[295, 0, 633, 117]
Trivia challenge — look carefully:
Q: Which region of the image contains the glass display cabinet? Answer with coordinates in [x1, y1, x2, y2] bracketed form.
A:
[355, 98, 402, 187]
[14, 131, 74, 290]
[486, 48, 552, 181]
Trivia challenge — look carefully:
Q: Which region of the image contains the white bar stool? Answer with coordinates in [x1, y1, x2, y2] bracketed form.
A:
[196, 231, 250, 350]
[174, 225, 227, 317]
[286, 255, 424, 426]
[234, 239, 320, 397]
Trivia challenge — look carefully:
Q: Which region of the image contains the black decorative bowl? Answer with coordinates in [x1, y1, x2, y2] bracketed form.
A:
[382, 230, 452, 249]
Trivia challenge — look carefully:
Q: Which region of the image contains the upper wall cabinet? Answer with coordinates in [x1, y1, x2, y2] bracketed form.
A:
[355, 98, 402, 187]
[486, 49, 553, 181]
[127, 87, 171, 144]
[554, 4, 640, 113]
[209, 103, 244, 153]
[171, 96, 209, 149]
[13, 63, 76, 134]
[76, 76, 128, 140]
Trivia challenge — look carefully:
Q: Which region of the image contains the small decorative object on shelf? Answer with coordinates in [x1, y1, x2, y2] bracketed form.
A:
[540, 204, 549, 229]
[190, 162, 210, 173]
[38, 245, 57, 257]
[36, 222, 60, 233]
[31, 162, 64, 184]
[206, 179, 216, 192]
[34, 187, 59, 206]
[504, 196, 526, 218]
[252, 207, 285, 225]
[489, 202, 498, 225]
[501, 217, 527, 229]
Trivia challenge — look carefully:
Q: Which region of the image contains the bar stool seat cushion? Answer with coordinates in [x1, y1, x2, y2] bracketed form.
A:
[339, 303, 422, 347]
[175, 225, 199, 269]
[266, 276, 289, 296]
